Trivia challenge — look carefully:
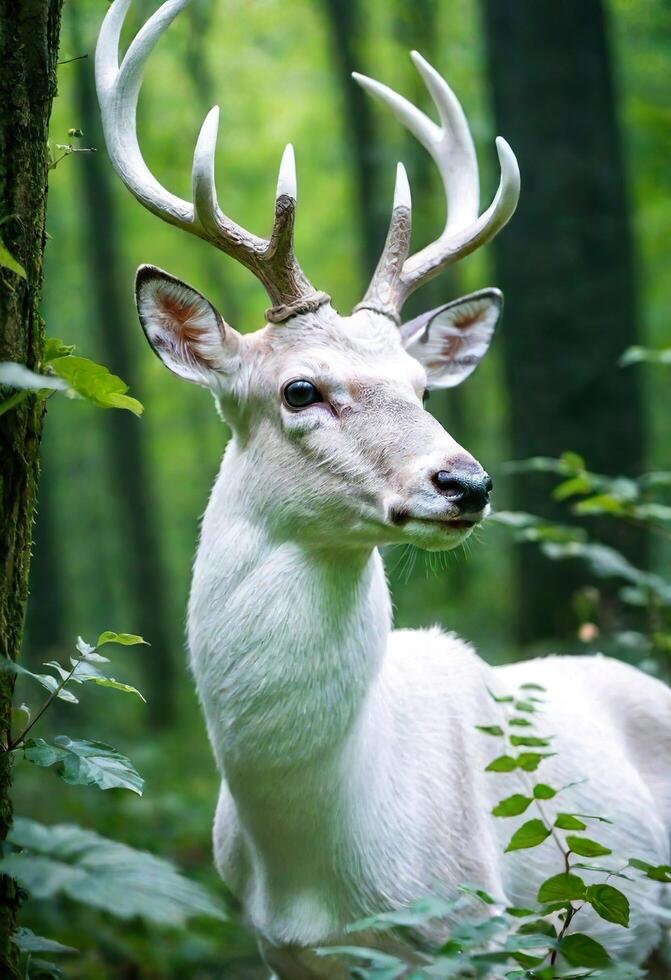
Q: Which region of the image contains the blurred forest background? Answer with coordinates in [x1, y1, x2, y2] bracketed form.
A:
[12, 0, 671, 975]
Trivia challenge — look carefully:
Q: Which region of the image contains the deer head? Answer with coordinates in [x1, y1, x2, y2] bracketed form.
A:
[97, 0, 520, 552]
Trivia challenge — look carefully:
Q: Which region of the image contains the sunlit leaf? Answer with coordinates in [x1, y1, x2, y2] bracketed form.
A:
[532, 784, 557, 800]
[96, 631, 148, 647]
[492, 795, 533, 818]
[554, 814, 587, 831]
[52, 356, 143, 416]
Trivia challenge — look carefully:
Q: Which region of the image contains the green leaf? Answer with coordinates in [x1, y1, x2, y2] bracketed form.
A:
[554, 814, 587, 831]
[519, 683, 546, 692]
[537, 872, 586, 903]
[346, 896, 460, 934]
[517, 752, 554, 771]
[505, 907, 536, 919]
[586, 884, 629, 927]
[69, 659, 145, 701]
[475, 725, 504, 736]
[628, 858, 671, 882]
[533, 784, 557, 800]
[559, 933, 610, 968]
[487, 688, 514, 703]
[486, 754, 517, 772]
[12, 927, 77, 955]
[23, 736, 144, 795]
[509, 735, 552, 747]
[566, 836, 612, 857]
[0, 658, 78, 704]
[554, 475, 592, 501]
[96, 631, 148, 647]
[492, 795, 533, 818]
[514, 700, 536, 713]
[43, 338, 75, 363]
[1, 818, 226, 927]
[0, 239, 26, 278]
[52, 356, 143, 416]
[509, 718, 532, 727]
[505, 819, 551, 853]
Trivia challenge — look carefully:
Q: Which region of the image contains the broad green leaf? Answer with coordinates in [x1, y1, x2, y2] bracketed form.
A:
[505, 906, 536, 918]
[559, 932, 610, 968]
[23, 736, 144, 795]
[486, 755, 517, 772]
[0, 239, 26, 277]
[52, 356, 143, 416]
[96, 631, 148, 647]
[475, 725, 504, 736]
[492, 795, 532, 818]
[554, 475, 592, 501]
[566, 836, 612, 857]
[554, 814, 587, 831]
[2, 818, 225, 927]
[537, 873, 586, 903]
[505, 819, 551, 853]
[586, 883, 629, 927]
[533, 784, 557, 800]
[510, 735, 552, 748]
[12, 927, 76, 955]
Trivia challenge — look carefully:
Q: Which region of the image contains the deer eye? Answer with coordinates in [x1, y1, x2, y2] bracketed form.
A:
[283, 379, 323, 409]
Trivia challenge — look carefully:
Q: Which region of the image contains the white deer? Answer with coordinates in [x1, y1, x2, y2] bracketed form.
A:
[97, 2, 671, 976]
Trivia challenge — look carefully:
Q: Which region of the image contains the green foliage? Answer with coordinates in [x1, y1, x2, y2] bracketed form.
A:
[0, 819, 226, 927]
[23, 736, 144, 795]
[0, 339, 143, 416]
[0, 237, 26, 277]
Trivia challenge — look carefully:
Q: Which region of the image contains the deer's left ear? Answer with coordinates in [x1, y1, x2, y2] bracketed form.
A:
[135, 265, 242, 388]
[401, 289, 503, 389]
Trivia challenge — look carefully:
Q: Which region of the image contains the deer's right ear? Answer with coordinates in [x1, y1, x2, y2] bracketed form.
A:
[135, 265, 241, 387]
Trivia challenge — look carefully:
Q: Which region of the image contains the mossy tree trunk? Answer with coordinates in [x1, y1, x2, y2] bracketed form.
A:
[0, 1, 63, 973]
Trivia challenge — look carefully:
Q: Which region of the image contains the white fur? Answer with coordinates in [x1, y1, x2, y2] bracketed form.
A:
[137, 287, 671, 977]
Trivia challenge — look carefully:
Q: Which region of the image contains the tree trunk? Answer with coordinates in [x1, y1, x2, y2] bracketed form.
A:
[320, 0, 387, 278]
[481, 0, 644, 644]
[69, 8, 176, 725]
[0, 1, 63, 973]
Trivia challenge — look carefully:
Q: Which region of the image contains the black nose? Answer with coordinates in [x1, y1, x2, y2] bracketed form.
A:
[432, 470, 492, 512]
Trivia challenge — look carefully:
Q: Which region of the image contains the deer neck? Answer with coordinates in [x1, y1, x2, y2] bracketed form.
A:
[188, 445, 392, 787]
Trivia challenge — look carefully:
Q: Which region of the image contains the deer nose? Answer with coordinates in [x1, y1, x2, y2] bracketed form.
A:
[432, 470, 493, 512]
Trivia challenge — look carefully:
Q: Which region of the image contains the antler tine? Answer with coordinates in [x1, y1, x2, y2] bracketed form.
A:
[96, 0, 328, 322]
[352, 53, 520, 320]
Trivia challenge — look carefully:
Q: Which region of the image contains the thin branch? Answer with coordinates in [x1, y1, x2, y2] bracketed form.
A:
[58, 53, 88, 65]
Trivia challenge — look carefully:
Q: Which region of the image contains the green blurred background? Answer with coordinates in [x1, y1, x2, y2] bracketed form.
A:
[14, 0, 671, 975]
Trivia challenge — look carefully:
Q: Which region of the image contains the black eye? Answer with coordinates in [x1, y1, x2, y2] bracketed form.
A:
[283, 379, 323, 409]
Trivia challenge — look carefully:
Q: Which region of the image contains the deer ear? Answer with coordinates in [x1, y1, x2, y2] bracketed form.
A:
[401, 289, 503, 389]
[135, 265, 241, 387]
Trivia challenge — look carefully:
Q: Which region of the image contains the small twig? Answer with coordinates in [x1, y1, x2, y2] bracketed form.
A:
[58, 53, 89, 65]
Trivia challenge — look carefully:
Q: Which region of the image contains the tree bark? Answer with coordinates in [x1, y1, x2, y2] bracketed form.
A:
[481, 0, 644, 644]
[0, 0, 63, 973]
[68, 7, 176, 725]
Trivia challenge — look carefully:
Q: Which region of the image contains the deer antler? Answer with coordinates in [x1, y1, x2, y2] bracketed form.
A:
[95, 0, 329, 323]
[352, 52, 520, 323]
